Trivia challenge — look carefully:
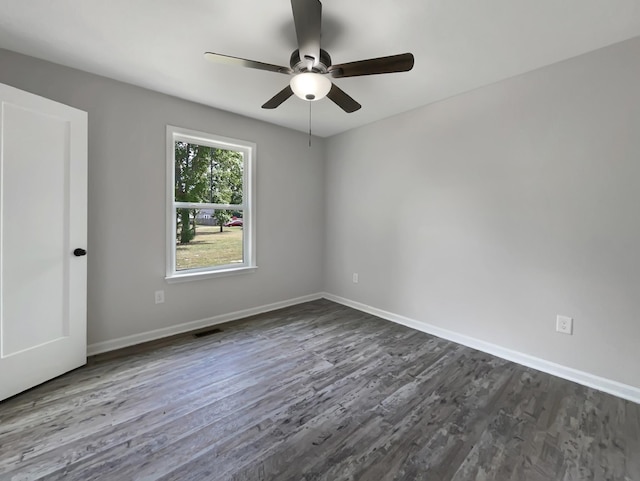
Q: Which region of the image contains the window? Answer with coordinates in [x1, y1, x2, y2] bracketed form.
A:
[166, 126, 256, 281]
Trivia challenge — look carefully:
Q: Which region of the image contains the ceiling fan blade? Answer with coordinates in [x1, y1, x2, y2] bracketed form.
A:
[205, 52, 292, 74]
[329, 53, 415, 78]
[327, 83, 361, 113]
[262, 86, 294, 109]
[291, 0, 322, 68]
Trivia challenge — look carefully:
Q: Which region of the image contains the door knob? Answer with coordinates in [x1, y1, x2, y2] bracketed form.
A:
[73, 248, 87, 257]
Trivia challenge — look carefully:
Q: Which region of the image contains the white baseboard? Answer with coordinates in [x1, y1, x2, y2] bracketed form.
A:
[87, 293, 324, 356]
[322, 292, 640, 405]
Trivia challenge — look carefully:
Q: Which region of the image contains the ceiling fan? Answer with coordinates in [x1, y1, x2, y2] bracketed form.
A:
[204, 0, 414, 113]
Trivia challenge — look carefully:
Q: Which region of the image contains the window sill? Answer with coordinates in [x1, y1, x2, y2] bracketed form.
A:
[165, 266, 257, 283]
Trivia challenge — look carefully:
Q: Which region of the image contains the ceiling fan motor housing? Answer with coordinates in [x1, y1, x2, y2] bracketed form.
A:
[290, 49, 332, 73]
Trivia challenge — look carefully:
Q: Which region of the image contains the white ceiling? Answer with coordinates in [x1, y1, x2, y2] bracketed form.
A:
[1, 0, 639, 137]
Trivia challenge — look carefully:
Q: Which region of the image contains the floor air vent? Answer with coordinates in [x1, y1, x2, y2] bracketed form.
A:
[193, 328, 223, 338]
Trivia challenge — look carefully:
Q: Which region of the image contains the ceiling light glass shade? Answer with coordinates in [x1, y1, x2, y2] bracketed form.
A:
[290, 73, 331, 101]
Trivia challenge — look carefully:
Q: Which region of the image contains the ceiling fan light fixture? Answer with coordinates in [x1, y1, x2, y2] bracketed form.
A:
[290, 72, 331, 101]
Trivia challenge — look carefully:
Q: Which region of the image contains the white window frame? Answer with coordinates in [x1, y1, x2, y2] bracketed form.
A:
[165, 125, 256, 282]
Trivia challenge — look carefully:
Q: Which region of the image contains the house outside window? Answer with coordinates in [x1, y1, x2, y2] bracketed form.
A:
[166, 126, 256, 281]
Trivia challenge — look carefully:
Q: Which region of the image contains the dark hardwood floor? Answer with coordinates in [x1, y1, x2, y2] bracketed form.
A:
[0, 299, 638, 480]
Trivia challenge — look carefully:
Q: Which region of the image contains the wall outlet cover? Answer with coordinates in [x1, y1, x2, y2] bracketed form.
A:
[155, 290, 165, 304]
[556, 315, 573, 335]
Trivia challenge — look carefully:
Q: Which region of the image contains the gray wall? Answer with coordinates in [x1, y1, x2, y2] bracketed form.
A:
[0, 48, 325, 346]
[325, 37, 640, 389]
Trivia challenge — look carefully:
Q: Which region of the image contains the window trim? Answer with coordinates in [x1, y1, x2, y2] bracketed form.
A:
[165, 125, 256, 282]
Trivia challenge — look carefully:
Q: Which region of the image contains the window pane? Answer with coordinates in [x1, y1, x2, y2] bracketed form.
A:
[175, 208, 244, 271]
[174, 142, 243, 205]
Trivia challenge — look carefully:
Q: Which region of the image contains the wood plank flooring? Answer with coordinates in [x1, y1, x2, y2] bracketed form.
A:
[1, 299, 638, 480]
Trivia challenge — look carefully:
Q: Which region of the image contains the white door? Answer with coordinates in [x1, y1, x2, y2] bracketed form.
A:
[0, 83, 87, 401]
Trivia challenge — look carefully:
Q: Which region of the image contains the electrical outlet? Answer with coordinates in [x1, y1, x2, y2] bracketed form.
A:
[352, 273, 359, 284]
[155, 290, 165, 304]
[556, 315, 573, 335]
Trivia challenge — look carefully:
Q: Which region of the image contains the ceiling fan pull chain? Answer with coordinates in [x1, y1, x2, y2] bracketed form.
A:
[309, 101, 312, 147]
